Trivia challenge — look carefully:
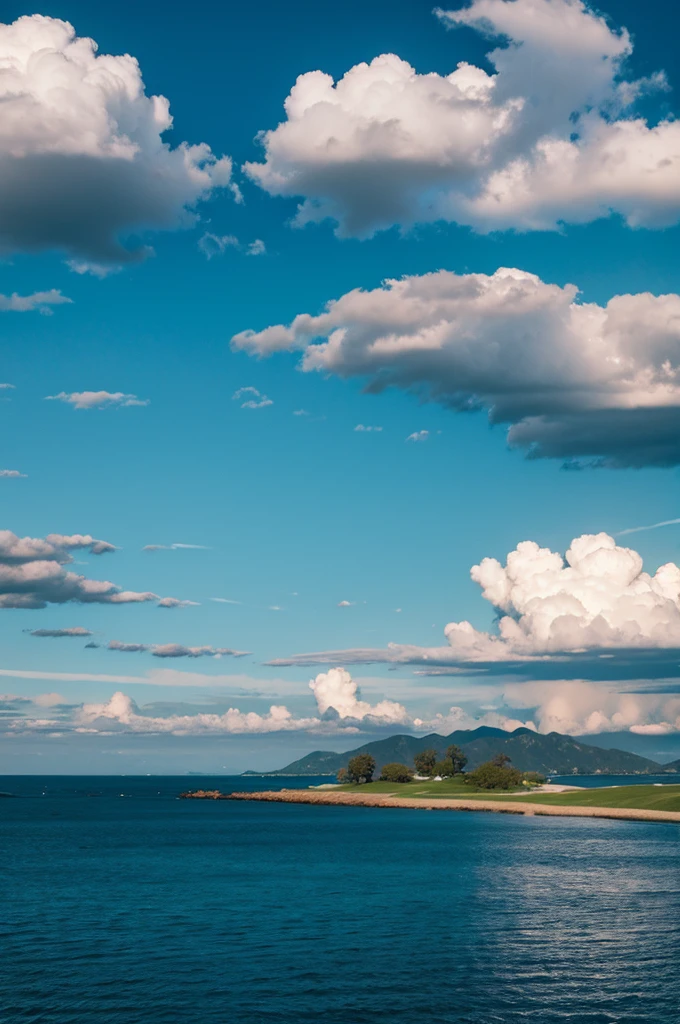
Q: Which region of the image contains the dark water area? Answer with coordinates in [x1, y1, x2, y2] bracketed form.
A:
[1, 776, 679, 1024]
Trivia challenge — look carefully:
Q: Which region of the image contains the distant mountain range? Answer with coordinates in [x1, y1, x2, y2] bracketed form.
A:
[243, 726, 679, 777]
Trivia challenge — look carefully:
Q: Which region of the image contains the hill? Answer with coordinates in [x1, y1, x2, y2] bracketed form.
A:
[663, 758, 680, 772]
[245, 726, 672, 777]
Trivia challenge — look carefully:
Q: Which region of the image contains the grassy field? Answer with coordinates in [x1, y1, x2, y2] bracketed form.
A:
[334, 780, 680, 812]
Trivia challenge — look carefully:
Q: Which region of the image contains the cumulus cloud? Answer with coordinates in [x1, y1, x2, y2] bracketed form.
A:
[157, 598, 201, 608]
[354, 424, 382, 432]
[247, 239, 266, 256]
[406, 430, 429, 443]
[0, 290, 71, 313]
[28, 627, 92, 638]
[232, 386, 273, 409]
[267, 533, 680, 682]
[0, 384, 15, 390]
[0, 529, 178, 609]
[310, 667, 411, 725]
[46, 390, 149, 410]
[337, 600, 353, 607]
[0, 15, 238, 265]
[501, 679, 680, 737]
[74, 691, 321, 735]
[245, 0, 680, 238]
[233, 267, 680, 468]
[0, 470, 26, 479]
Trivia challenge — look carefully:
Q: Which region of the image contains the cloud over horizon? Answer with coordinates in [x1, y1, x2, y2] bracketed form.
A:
[267, 533, 680, 682]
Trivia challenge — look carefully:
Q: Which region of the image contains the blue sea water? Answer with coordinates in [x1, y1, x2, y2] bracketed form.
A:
[1, 775, 679, 1024]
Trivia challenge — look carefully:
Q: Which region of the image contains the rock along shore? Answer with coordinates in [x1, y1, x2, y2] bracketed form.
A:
[204, 788, 680, 824]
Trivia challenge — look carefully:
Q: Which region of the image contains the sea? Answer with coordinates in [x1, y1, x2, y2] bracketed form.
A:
[1, 774, 679, 1024]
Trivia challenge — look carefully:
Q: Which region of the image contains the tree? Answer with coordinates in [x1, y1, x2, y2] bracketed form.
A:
[464, 760, 523, 790]
[347, 753, 376, 784]
[380, 762, 414, 783]
[432, 758, 455, 778]
[445, 744, 468, 774]
[414, 748, 438, 776]
[491, 753, 512, 768]
[336, 768, 348, 784]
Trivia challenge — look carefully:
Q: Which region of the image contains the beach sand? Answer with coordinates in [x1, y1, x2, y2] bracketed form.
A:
[225, 788, 680, 824]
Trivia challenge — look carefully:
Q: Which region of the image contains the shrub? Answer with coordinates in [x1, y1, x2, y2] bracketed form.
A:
[522, 771, 547, 786]
[380, 762, 414, 783]
[336, 768, 348, 783]
[464, 760, 523, 790]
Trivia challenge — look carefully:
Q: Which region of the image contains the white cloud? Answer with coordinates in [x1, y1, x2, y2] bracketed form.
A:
[406, 430, 429, 443]
[0, 290, 71, 313]
[142, 543, 209, 552]
[210, 597, 241, 604]
[0, 529, 177, 609]
[267, 533, 680, 679]
[32, 692, 65, 707]
[46, 391, 149, 410]
[28, 627, 92, 638]
[502, 679, 680, 737]
[198, 232, 239, 258]
[157, 598, 201, 608]
[244, 0, 680, 238]
[293, 409, 309, 417]
[0, 15, 238, 265]
[0, 384, 15, 390]
[617, 518, 680, 537]
[0, 470, 26, 479]
[337, 600, 353, 607]
[354, 424, 382, 432]
[75, 691, 321, 735]
[310, 667, 411, 725]
[232, 386, 273, 409]
[199, 235, 266, 258]
[233, 267, 680, 468]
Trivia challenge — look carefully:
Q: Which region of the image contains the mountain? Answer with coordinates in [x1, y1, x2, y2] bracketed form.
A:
[663, 759, 680, 772]
[247, 726, 673, 776]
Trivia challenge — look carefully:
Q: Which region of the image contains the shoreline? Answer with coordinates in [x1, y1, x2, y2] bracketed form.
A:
[216, 789, 680, 824]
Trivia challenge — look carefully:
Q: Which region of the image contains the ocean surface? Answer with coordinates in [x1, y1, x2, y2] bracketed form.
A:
[2, 775, 679, 1024]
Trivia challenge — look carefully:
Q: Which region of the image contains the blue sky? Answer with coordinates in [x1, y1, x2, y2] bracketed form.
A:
[2, 0, 680, 772]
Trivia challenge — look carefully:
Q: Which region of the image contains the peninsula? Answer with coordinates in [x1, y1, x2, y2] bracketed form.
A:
[180, 777, 680, 825]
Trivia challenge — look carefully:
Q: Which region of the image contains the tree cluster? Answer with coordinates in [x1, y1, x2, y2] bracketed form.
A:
[414, 745, 468, 778]
[337, 746, 544, 790]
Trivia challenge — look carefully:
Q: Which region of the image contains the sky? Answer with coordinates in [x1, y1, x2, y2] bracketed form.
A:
[2, 0, 680, 773]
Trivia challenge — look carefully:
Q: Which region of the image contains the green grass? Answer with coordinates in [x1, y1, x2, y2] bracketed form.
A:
[334, 780, 680, 812]
[517, 785, 680, 813]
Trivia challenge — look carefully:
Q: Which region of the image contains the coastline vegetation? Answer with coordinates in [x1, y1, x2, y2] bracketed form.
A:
[338, 749, 545, 793]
